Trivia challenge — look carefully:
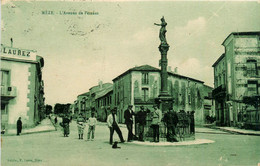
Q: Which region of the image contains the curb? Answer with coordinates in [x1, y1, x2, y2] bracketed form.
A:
[204, 125, 260, 136]
[216, 128, 260, 136]
[1, 129, 56, 136]
[129, 139, 215, 146]
[195, 131, 232, 135]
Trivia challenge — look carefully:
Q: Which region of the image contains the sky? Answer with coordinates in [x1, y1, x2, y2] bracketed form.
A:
[1, 0, 260, 106]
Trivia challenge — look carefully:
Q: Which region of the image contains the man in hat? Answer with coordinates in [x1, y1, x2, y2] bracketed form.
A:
[124, 104, 135, 142]
[107, 107, 125, 144]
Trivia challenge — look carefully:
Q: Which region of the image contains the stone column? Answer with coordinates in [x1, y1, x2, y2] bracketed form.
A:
[156, 43, 173, 114]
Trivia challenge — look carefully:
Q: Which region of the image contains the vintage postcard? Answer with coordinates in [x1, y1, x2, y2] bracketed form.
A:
[1, 0, 260, 166]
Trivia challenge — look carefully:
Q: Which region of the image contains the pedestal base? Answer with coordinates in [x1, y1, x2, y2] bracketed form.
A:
[155, 94, 173, 113]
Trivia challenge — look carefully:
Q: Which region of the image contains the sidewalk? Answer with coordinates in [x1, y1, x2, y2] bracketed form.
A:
[3, 118, 56, 136]
[215, 126, 260, 136]
[204, 124, 260, 136]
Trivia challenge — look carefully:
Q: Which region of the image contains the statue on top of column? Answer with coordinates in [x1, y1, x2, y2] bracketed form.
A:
[154, 16, 168, 45]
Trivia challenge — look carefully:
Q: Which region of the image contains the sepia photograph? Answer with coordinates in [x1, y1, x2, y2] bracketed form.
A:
[1, 0, 260, 165]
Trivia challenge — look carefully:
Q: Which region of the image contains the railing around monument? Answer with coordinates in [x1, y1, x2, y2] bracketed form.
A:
[135, 111, 195, 142]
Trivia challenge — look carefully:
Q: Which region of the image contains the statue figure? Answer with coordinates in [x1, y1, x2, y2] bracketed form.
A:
[154, 16, 168, 45]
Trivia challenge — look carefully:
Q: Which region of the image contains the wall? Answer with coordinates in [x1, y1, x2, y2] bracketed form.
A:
[1, 60, 32, 128]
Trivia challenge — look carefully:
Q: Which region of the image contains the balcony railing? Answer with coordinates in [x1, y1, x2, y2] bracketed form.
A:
[1, 86, 17, 98]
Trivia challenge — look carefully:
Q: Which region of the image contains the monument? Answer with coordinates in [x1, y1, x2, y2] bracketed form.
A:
[154, 17, 173, 113]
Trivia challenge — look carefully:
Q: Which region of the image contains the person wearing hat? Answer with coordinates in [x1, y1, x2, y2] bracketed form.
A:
[151, 104, 162, 142]
[136, 106, 150, 141]
[124, 104, 135, 142]
[107, 107, 125, 144]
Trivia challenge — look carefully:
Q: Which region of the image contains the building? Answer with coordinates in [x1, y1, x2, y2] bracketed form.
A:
[1, 44, 45, 132]
[212, 32, 260, 130]
[95, 85, 113, 121]
[75, 82, 113, 119]
[112, 65, 213, 124]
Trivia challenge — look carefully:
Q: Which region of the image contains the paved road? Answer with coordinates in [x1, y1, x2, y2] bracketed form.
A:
[1, 121, 260, 166]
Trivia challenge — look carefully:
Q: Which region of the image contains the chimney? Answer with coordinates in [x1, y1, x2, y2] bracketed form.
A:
[10, 38, 13, 47]
[98, 80, 103, 89]
[174, 67, 178, 74]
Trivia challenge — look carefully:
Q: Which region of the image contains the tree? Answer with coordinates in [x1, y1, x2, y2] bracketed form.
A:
[54, 103, 72, 115]
[45, 104, 53, 115]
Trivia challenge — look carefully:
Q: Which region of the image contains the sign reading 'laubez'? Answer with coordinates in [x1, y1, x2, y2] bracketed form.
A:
[1, 45, 37, 61]
[1, 46, 31, 57]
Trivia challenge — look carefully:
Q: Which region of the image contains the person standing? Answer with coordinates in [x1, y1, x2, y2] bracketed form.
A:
[163, 108, 179, 142]
[190, 111, 195, 134]
[77, 113, 86, 139]
[62, 115, 70, 137]
[87, 112, 97, 141]
[151, 105, 162, 142]
[107, 108, 125, 145]
[136, 106, 149, 141]
[17, 117, 22, 136]
[54, 116, 58, 131]
[124, 105, 135, 142]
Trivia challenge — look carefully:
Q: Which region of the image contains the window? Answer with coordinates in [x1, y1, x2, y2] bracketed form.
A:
[1, 104, 7, 115]
[247, 80, 258, 96]
[1, 70, 10, 86]
[246, 59, 257, 77]
[188, 93, 191, 105]
[142, 72, 149, 85]
[142, 88, 149, 102]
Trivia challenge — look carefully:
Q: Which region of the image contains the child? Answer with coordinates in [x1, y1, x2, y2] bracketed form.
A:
[77, 114, 86, 139]
[87, 112, 97, 141]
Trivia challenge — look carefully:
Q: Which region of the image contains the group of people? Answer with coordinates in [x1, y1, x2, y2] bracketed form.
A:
[124, 104, 163, 143]
[107, 104, 179, 145]
[59, 112, 97, 140]
[15, 104, 189, 145]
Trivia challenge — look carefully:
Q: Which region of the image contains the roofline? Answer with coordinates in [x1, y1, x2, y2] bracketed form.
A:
[112, 68, 160, 82]
[168, 72, 204, 84]
[212, 53, 225, 67]
[222, 31, 260, 46]
[113, 66, 204, 84]
[89, 82, 112, 91]
[203, 84, 214, 89]
[95, 89, 113, 100]
[77, 92, 90, 97]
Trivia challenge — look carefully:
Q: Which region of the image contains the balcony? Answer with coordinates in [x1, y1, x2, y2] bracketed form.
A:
[1, 86, 17, 100]
[212, 85, 226, 99]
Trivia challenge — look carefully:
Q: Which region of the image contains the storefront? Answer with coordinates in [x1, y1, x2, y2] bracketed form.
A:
[1, 44, 45, 132]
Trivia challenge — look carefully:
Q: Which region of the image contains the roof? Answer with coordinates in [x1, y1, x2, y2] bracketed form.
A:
[222, 31, 260, 46]
[203, 84, 214, 89]
[168, 71, 204, 83]
[89, 82, 112, 91]
[78, 91, 90, 97]
[212, 53, 225, 67]
[113, 64, 204, 84]
[112, 65, 160, 81]
[95, 86, 113, 100]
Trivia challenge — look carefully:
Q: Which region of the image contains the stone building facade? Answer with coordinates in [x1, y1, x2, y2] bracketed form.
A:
[1, 44, 45, 132]
[75, 82, 113, 120]
[212, 32, 260, 130]
[112, 65, 214, 124]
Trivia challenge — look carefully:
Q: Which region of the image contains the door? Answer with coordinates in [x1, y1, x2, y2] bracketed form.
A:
[1, 103, 9, 130]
